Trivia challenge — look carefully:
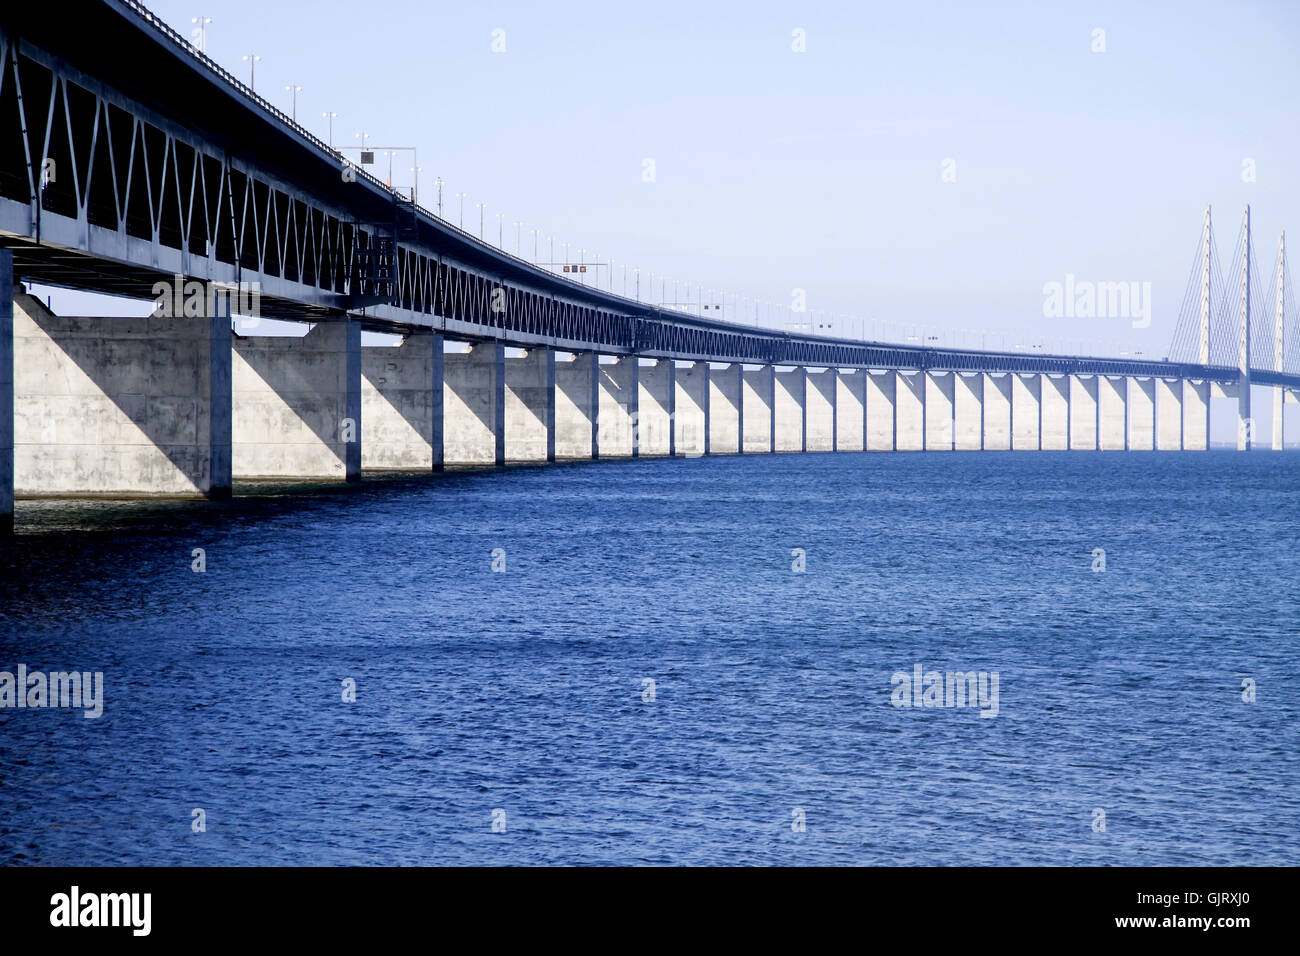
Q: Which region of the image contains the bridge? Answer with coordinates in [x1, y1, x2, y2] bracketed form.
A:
[2, 0, 1299, 531]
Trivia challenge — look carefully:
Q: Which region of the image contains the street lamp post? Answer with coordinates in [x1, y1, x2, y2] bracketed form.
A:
[456, 192, 467, 229]
[191, 16, 212, 53]
[285, 84, 302, 122]
[321, 111, 337, 147]
[242, 54, 261, 90]
[434, 178, 444, 217]
[476, 202, 486, 239]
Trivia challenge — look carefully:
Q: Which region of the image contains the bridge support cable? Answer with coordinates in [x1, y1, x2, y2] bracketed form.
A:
[1266, 231, 1295, 447]
[1168, 206, 1218, 367]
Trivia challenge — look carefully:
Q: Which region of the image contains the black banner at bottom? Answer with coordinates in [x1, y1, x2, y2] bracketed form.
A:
[0, 866, 1280, 942]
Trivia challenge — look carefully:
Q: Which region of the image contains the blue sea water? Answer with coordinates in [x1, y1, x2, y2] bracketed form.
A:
[0, 450, 1297, 866]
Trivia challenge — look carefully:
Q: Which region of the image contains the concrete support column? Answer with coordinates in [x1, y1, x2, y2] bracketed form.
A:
[15, 289, 233, 496]
[1126, 377, 1155, 450]
[597, 356, 639, 458]
[505, 347, 555, 463]
[924, 371, 954, 450]
[1068, 375, 1099, 450]
[546, 353, 557, 462]
[432, 336, 444, 470]
[1271, 386, 1284, 451]
[1011, 373, 1041, 450]
[442, 340, 504, 466]
[1181, 380, 1209, 450]
[1041, 374, 1069, 450]
[953, 372, 983, 450]
[1238, 380, 1252, 451]
[1213, 381, 1237, 448]
[982, 373, 1011, 450]
[555, 351, 598, 459]
[1, 251, 12, 530]
[232, 318, 360, 480]
[345, 322, 361, 479]
[667, 362, 677, 456]
[709, 363, 742, 454]
[806, 368, 836, 452]
[638, 359, 674, 456]
[1155, 378, 1182, 450]
[361, 332, 439, 471]
[1098, 376, 1126, 450]
[834, 369, 865, 452]
[894, 371, 924, 451]
[742, 365, 775, 453]
[209, 295, 234, 497]
[674, 361, 708, 457]
[865, 371, 896, 450]
[1286, 389, 1300, 449]
[773, 367, 804, 452]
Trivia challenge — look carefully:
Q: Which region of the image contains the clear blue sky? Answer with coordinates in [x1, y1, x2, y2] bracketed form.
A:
[31, 0, 1300, 435]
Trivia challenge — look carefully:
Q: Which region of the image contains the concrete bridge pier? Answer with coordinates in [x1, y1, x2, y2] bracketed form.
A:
[1282, 388, 1299, 449]
[10, 286, 233, 499]
[1041, 375, 1070, 450]
[1125, 377, 1155, 451]
[834, 369, 865, 452]
[1, 251, 13, 530]
[1208, 382, 1240, 449]
[1155, 378, 1182, 450]
[1011, 373, 1040, 450]
[806, 368, 836, 452]
[361, 332, 440, 471]
[1270, 387, 1284, 450]
[894, 371, 924, 451]
[505, 348, 555, 463]
[982, 373, 1012, 450]
[773, 367, 804, 452]
[924, 371, 954, 451]
[1269, 386, 1298, 450]
[866, 371, 896, 450]
[443, 341, 505, 466]
[674, 361, 708, 456]
[233, 319, 361, 480]
[638, 359, 674, 456]
[709, 363, 742, 454]
[598, 356, 638, 457]
[742, 365, 775, 454]
[1069, 375, 1099, 450]
[1181, 380, 1210, 450]
[953, 373, 983, 450]
[1098, 376, 1126, 450]
[555, 351, 598, 459]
